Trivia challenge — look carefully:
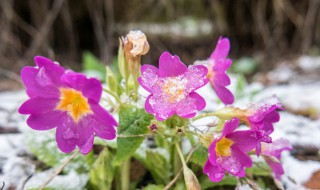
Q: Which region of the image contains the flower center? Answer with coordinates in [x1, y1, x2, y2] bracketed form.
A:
[216, 137, 234, 157]
[161, 76, 187, 103]
[56, 88, 92, 122]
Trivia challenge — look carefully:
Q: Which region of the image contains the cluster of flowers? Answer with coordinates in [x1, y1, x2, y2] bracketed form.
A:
[19, 31, 291, 184]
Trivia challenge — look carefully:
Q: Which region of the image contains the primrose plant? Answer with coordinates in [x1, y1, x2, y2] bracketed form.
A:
[19, 30, 291, 190]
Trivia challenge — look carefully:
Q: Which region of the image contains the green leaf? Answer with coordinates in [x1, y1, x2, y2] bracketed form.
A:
[246, 162, 271, 177]
[87, 148, 114, 190]
[26, 130, 92, 173]
[112, 105, 153, 166]
[145, 149, 170, 184]
[82, 51, 106, 80]
[190, 144, 208, 166]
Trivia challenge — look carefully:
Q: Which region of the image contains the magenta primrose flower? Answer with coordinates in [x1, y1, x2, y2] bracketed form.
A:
[260, 139, 292, 179]
[138, 51, 209, 121]
[207, 37, 234, 105]
[18, 56, 118, 155]
[245, 95, 284, 154]
[203, 118, 258, 182]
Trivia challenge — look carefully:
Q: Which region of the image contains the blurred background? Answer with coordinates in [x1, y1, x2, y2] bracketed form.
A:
[0, 0, 319, 91]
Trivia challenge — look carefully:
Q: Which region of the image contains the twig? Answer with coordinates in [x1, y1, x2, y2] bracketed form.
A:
[164, 142, 200, 190]
[39, 149, 79, 190]
[1, 181, 4, 190]
[20, 0, 64, 66]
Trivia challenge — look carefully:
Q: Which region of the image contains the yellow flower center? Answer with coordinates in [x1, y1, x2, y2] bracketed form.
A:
[162, 77, 187, 103]
[56, 88, 92, 122]
[216, 137, 234, 157]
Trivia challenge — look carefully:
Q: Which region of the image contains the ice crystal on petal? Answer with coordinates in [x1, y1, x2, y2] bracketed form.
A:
[138, 52, 208, 120]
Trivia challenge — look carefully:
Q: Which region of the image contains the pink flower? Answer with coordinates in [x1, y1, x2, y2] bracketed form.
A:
[260, 139, 292, 179]
[203, 118, 258, 182]
[208, 37, 234, 105]
[19, 56, 118, 155]
[246, 95, 284, 154]
[138, 52, 208, 121]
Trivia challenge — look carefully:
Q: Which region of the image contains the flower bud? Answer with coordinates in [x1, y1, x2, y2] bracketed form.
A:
[183, 165, 201, 190]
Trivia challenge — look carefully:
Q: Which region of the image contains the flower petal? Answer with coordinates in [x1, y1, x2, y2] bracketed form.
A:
[203, 160, 225, 182]
[76, 119, 95, 154]
[145, 95, 155, 114]
[212, 84, 234, 105]
[220, 118, 240, 138]
[210, 37, 230, 61]
[56, 120, 77, 153]
[34, 56, 65, 86]
[90, 104, 118, 127]
[185, 65, 209, 92]
[19, 97, 58, 114]
[27, 111, 65, 131]
[158, 52, 187, 77]
[21, 66, 59, 98]
[138, 65, 159, 93]
[208, 139, 218, 165]
[248, 95, 283, 122]
[227, 130, 258, 153]
[176, 93, 204, 118]
[148, 94, 175, 121]
[264, 156, 284, 179]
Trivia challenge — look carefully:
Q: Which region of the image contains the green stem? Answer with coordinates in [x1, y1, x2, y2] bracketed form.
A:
[120, 159, 130, 190]
[175, 143, 186, 167]
[103, 88, 122, 104]
[192, 112, 217, 121]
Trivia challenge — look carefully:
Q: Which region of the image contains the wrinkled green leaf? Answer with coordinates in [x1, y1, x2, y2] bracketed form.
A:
[87, 148, 114, 190]
[145, 149, 170, 184]
[113, 105, 153, 166]
[190, 144, 208, 166]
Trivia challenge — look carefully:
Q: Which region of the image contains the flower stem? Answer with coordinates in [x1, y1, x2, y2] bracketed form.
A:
[192, 112, 217, 121]
[175, 143, 186, 167]
[39, 149, 79, 190]
[121, 159, 130, 190]
[103, 88, 122, 105]
[164, 142, 199, 190]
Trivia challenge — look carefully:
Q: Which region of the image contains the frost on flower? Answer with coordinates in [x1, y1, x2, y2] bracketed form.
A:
[203, 118, 258, 182]
[138, 51, 209, 121]
[260, 138, 292, 179]
[19, 56, 118, 155]
[245, 95, 284, 154]
[214, 95, 284, 155]
[125, 30, 150, 57]
[207, 37, 234, 105]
